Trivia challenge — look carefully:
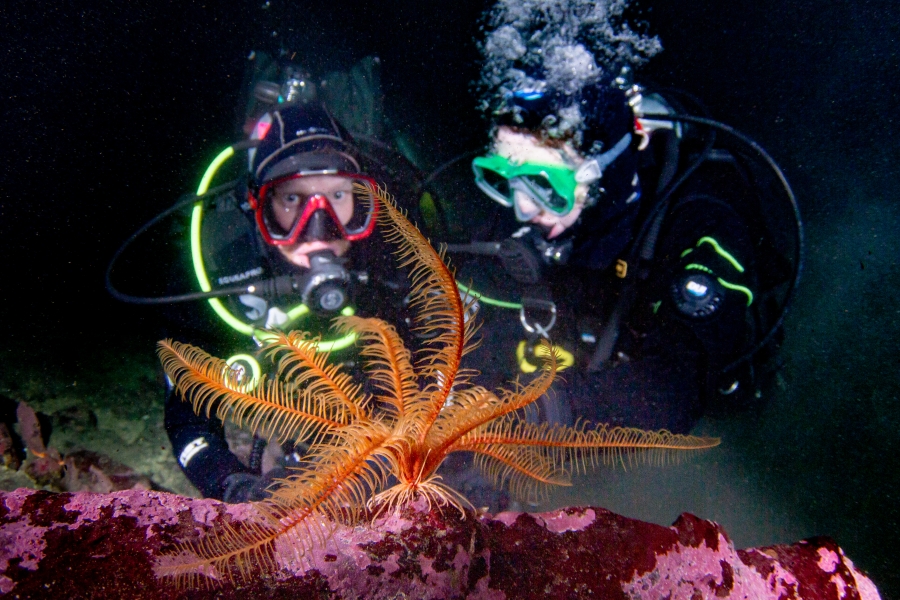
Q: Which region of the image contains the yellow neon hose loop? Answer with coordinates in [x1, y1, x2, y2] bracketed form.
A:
[190, 146, 260, 334]
[717, 278, 754, 306]
[696, 236, 745, 273]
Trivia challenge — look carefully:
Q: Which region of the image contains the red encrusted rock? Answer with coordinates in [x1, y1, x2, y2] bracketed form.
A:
[0, 488, 882, 599]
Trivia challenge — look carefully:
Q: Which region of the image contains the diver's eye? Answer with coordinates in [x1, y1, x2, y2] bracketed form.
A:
[282, 193, 302, 206]
[334, 191, 344, 200]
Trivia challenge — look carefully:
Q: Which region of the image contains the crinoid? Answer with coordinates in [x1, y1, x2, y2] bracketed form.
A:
[156, 183, 720, 586]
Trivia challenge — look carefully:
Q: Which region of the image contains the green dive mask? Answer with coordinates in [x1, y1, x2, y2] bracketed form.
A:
[472, 132, 633, 220]
[472, 154, 579, 218]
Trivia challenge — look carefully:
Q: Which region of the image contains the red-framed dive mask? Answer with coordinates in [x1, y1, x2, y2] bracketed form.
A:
[250, 173, 379, 245]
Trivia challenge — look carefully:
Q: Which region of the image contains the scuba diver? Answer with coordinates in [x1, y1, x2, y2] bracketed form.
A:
[163, 101, 413, 503]
[427, 2, 801, 437]
[108, 56, 423, 503]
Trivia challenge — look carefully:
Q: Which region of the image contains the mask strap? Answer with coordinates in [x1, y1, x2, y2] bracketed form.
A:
[575, 132, 633, 183]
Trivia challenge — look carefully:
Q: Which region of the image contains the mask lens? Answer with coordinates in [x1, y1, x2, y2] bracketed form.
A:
[261, 192, 298, 239]
[474, 155, 577, 214]
[473, 162, 515, 207]
[482, 169, 512, 201]
[256, 174, 377, 244]
[342, 182, 375, 235]
[515, 175, 572, 215]
[522, 175, 566, 212]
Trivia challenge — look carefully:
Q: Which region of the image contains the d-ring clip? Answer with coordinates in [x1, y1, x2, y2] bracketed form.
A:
[519, 298, 557, 336]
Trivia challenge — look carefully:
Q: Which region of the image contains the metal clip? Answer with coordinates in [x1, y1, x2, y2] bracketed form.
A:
[519, 298, 557, 336]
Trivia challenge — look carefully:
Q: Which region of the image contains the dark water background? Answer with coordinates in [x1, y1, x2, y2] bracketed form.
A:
[1, 0, 898, 595]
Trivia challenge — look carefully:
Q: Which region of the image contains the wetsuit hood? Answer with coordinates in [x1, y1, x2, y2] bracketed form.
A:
[496, 84, 640, 270]
[567, 85, 641, 269]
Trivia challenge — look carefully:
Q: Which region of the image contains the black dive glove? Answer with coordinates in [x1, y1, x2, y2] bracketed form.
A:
[437, 454, 510, 513]
[219, 441, 308, 503]
[221, 466, 289, 503]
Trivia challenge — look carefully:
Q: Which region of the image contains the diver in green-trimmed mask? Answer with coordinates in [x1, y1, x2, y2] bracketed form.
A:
[433, 1, 800, 436]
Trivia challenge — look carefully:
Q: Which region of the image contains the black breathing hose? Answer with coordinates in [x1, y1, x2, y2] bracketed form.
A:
[639, 113, 804, 373]
[104, 180, 249, 305]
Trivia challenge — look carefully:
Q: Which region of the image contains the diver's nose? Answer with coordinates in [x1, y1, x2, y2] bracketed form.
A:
[513, 190, 543, 222]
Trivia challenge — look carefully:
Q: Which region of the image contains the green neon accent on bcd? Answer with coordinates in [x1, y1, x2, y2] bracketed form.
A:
[717, 278, 754, 306]
[697, 237, 745, 273]
[191, 201, 255, 334]
[684, 263, 714, 274]
[312, 306, 360, 351]
[192, 147, 259, 335]
[680, 248, 693, 258]
[285, 304, 311, 322]
[456, 281, 522, 309]
[311, 331, 357, 352]
[198, 146, 235, 195]
[253, 329, 357, 351]
[254, 306, 359, 351]
[191, 147, 318, 339]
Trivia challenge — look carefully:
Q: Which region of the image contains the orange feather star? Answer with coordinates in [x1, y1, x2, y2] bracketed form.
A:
[155, 183, 720, 586]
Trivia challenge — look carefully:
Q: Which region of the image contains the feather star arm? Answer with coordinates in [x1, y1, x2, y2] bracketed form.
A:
[158, 339, 346, 444]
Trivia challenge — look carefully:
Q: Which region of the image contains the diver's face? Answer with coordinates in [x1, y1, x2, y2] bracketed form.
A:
[271, 175, 353, 268]
[493, 126, 589, 239]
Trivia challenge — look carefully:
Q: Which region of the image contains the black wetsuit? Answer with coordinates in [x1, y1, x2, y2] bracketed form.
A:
[454, 131, 759, 435]
[163, 178, 414, 501]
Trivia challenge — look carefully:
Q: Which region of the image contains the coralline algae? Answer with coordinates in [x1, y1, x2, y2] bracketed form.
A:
[0, 488, 883, 599]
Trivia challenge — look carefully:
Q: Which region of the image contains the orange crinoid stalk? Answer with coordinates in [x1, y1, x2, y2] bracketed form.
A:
[156, 183, 719, 586]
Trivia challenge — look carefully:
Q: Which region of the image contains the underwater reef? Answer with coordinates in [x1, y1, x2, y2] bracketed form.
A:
[0, 186, 882, 598]
[0, 487, 881, 599]
[151, 184, 721, 586]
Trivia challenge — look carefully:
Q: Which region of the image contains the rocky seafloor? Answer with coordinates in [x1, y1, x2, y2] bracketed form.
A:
[0, 337, 197, 499]
[0, 489, 883, 599]
[0, 333, 885, 598]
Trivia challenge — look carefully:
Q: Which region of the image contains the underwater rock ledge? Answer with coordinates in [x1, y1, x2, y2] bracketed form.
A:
[0, 488, 881, 599]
